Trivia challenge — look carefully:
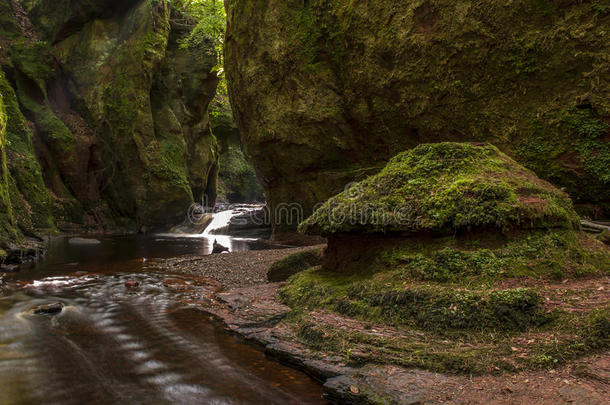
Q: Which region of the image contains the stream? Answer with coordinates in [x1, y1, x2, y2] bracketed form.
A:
[0, 212, 327, 404]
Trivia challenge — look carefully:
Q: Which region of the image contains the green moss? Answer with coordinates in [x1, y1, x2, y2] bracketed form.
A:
[280, 250, 610, 373]
[0, 69, 54, 232]
[281, 267, 547, 332]
[380, 230, 610, 284]
[294, 320, 510, 374]
[281, 219, 609, 374]
[0, 87, 17, 247]
[527, 309, 610, 368]
[289, 306, 610, 374]
[300, 143, 580, 236]
[10, 41, 54, 93]
[267, 248, 323, 282]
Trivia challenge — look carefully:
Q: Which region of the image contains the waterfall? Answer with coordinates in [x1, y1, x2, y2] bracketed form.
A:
[202, 210, 234, 235]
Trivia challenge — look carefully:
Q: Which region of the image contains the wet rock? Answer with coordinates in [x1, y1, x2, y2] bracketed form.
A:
[5, 246, 42, 265]
[33, 302, 64, 315]
[0, 264, 19, 273]
[212, 240, 229, 254]
[68, 238, 102, 246]
[228, 205, 270, 236]
[125, 281, 140, 289]
[323, 376, 368, 405]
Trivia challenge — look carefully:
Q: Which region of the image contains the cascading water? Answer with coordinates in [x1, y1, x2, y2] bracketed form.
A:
[202, 210, 235, 236]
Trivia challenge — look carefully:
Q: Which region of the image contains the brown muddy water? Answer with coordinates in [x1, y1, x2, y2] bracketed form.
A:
[0, 235, 327, 404]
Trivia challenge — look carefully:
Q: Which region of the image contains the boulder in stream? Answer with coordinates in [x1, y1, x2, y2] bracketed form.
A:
[68, 238, 102, 246]
[125, 281, 140, 289]
[212, 240, 230, 254]
[33, 303, 64, 316]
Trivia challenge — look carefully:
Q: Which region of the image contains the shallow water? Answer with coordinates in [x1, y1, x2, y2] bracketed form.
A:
[0, 235, 327, 404]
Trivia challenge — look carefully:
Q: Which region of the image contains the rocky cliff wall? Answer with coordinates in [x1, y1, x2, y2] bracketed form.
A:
[0, 0, 220, 250]
[225, 0, 610, 235]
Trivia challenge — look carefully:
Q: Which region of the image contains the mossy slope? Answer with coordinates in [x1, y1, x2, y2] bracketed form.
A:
[277, 143, 610, 374]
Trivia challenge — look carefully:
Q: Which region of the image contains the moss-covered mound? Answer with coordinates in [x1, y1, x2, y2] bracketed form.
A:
[267, 247, 323, 282]
[300, 143, 580, 236]
[226, 0, 610, 234]
[279, 228, 610, 373]
[277, 142, 610, 374]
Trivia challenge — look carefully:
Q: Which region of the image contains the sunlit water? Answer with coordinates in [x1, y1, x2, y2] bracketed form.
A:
[0, 233, 326, 404]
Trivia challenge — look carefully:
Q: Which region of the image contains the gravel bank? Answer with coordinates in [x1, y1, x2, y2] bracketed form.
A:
[149, 246, 325, 289]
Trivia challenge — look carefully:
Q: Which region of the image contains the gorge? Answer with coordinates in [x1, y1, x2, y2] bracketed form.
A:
[1, 1, 609, 404]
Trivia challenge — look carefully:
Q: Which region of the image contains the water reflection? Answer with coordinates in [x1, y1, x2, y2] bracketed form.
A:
[0, 236, 326, 405]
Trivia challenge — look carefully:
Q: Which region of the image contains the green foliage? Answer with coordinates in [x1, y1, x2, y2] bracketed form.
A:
[559, 108, 610, 184]
[217, 145, 264, 202]
[174, 0, 225, 63]
[561, 108, 609, 140]
[281, 267, 548, 332]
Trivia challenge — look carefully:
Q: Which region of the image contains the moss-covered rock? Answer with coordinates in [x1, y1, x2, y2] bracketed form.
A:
[0, 85, 17, 247]
[267, 247, 323, 282]
[0, 68, 55, 239]
[279, 142, 610, 373]
[225, 0, 610, 234]
[300, 143, 580, 236]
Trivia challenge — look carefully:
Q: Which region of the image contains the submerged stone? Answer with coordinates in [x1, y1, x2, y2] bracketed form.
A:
[68, 238, 101, 246]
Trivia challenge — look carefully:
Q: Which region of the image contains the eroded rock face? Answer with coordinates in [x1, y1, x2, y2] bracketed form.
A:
[0, 0, 220, 247]
[225, 0, 610, 234]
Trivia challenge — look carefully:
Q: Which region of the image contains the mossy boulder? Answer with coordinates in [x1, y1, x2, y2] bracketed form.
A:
[278, 143, 610, 371]
[300, 143, 580, 236]
[225, 0, 610, 235]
